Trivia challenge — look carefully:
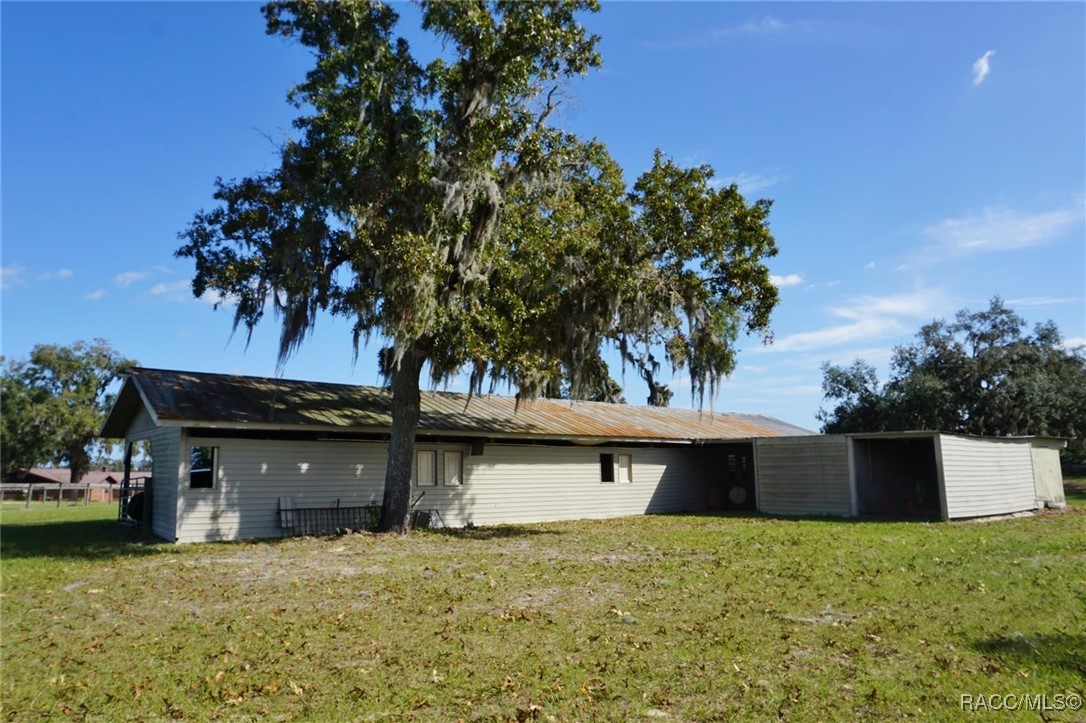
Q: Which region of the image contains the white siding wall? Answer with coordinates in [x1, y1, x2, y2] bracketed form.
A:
[170, 436, 712, 542]
[754, 436, 852, 517]
[175, 436, 388, 543]
[143, 426, 180, 541]
[447, 444, 709, 526]
[938, 435, 1038, 519]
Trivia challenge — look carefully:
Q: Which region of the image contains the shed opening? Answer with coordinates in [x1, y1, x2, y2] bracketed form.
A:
[706, 443, 756, 511]
[853, 438, 940, 518]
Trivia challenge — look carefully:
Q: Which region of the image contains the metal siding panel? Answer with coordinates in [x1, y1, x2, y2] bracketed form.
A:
[1031, 446, 1065, 505]
[754, 436, 852, 517]
[939, 436, 1037, 518]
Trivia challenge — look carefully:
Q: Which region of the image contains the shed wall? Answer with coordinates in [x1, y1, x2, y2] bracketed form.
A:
[1029, 441, 1065, 508]
[171, 436, 712, 543]
[938, 436, 1037, 519]
[754, 436, 852, 516]
[144, 426, 180, 541]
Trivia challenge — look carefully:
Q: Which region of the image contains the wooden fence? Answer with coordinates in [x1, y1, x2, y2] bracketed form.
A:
[1, 483, 121, 506]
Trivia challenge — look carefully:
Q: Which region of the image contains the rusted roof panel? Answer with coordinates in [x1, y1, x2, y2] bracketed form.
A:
[111, 367, 812, 441]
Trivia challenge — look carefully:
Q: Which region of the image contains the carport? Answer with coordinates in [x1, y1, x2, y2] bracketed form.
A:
[851, 435, 941, 518]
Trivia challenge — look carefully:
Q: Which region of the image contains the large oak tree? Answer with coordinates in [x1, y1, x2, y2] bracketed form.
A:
[818, 298, 1086, 460]
[0, 339, 136, 483]
[178, 1, 780, 531]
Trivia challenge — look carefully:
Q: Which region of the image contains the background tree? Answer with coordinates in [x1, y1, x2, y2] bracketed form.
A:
[178, 1, 780, 531]
[818, 298, 1086, 460]
[0, 367, 58, 478]
[0, 339, 137, 483]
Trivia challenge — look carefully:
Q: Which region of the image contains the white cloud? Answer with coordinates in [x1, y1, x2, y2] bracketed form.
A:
[115, 270, 150, 288]
[770, 273, 804, 288]
[704, 16, 819, 42]
[921, 204, 1084, 258]
[38, 268, 74, 280]
[148, 279, 237, 307]
[716, 171, 785, 195]
[658, 16, 863, 48]
[85, 289, 108, 301]
[1007, 296, 1081, 307]
[0, 264, 25, 291]
[149, 280, 192, 301]
[199, 288, 239, 307]
[1064, 337, 1086, 350]
[772, 317, 902, 353]
[864, 261, 876, 270]
[771, 289, 945, 352]
[972, 50, 995, 86]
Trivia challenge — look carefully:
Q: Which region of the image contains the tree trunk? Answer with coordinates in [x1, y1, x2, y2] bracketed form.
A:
[377, 346, 426, 533]
[68, 445, 89, 486]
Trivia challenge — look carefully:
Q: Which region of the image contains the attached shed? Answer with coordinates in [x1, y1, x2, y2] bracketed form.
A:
[101, 368, 811, 543]
[754, 432, 1064, 520]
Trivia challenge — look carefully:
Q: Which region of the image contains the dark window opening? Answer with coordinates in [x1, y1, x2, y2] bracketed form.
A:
[600, 453, 615, 483]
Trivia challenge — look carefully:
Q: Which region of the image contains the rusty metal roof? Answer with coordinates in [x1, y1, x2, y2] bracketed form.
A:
[102, 367, 813, 442]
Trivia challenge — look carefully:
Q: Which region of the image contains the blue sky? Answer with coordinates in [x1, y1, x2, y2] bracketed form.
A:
[3, 2, 1083, 430]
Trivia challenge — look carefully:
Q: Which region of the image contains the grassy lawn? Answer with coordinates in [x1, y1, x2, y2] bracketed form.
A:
[2, 492, 1084, 721]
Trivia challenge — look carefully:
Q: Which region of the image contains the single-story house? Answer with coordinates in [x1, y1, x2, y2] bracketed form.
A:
[100, 368, 1066, 543]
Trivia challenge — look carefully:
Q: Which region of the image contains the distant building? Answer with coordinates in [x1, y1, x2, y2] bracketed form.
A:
[5, 467, 150, 502]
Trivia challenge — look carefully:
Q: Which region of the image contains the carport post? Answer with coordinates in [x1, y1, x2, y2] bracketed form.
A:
[846, 436, 859, 517]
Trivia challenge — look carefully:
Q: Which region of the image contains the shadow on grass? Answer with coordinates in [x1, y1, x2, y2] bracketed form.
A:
[973, 634, 1086, 676]
[1063, 479, 1086, 506]
[683, 510, 942, 524]
[0, 518, 167, 562]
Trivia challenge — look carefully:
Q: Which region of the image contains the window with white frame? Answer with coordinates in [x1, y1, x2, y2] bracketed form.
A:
[189, 445, 217, 489]
[415, 450, 437, 486]
[443, 451, 463, 486]
[616, 453, 632, 484]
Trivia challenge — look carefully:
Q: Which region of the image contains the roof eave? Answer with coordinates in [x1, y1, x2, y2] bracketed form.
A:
[173, 419, 709, 445]
[99, 375, 160, 439]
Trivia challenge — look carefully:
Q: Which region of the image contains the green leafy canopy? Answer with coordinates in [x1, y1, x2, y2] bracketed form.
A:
[0, 339, 137, 483]
[818, 298, 1086, 460]
[177, 1, 781, 529]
